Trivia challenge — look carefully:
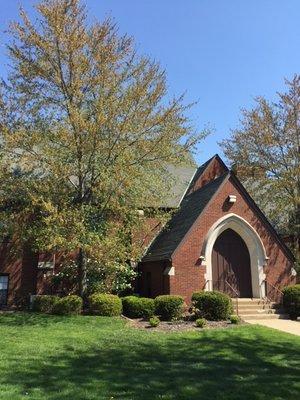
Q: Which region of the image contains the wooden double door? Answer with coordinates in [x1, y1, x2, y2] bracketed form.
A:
[212, 228, 252, 297]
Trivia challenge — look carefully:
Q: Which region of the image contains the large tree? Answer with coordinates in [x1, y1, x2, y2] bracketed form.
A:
[0, 0, 204, 296]
[220, 75, 300, 264]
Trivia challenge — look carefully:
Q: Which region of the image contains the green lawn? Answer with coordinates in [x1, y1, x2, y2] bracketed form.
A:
[0, 313, 299, 400]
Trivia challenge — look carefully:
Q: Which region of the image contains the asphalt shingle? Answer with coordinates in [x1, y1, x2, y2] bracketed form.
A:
[142, 173, 228, 262]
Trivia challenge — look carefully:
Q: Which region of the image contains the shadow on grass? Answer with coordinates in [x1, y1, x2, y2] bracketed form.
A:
[2, 321, 300, 400]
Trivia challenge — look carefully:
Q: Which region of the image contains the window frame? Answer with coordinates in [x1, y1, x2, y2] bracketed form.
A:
[0, 274, 9, 306]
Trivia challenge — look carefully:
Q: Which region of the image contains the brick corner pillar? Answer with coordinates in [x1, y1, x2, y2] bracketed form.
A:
[19, 247, 39, 304]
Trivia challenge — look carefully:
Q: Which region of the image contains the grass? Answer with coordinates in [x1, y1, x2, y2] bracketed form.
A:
[0, 313, 299, 400]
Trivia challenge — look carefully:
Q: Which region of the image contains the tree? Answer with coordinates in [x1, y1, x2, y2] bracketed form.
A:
[220, 75, 300, 264]
[0, 0, 204, 297]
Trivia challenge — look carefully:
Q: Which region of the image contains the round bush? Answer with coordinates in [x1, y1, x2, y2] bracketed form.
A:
[52, 295, 83, 315]
[32, 295, 59, 313]
[230, 315, 240, 324]
[283, 284, 300, 320]
[89, 293, 122, 316]
[122, 296, 155, 318]
[195, 317, 207, 328]
[192, 291, 233, 321]
[149, 316, 160, 327]
[154, 295, 184, 321]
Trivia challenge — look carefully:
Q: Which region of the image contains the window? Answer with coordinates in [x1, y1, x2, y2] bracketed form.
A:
[0, 275, 9, 306]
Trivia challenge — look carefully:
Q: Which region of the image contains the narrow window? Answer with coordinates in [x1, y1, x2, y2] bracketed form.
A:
[0, 275, 9, 306]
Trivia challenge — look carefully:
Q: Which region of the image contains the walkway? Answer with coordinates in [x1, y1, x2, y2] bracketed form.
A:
[247, 319, 300, 336]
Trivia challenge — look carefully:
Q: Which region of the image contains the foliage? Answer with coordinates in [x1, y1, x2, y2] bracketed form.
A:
[149, 316, 160, 327]
[0, 0, 205, 296]
[220, 76, 300, 263]
[32, 295, 59, 313]
[88, 293, 122, 316]
[52, 258, 137, 296]
[52, 295, 82, 315]
[192, 291, 233, 321]
[122, 296, 155, 318]
[154, 295, 184, 321]
[230, 315, 241, 324]
[282, 284, 300, 320]
[195, 318, 207, 328]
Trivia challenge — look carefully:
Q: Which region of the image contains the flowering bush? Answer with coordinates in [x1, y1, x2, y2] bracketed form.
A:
[51, 259, 137, 296]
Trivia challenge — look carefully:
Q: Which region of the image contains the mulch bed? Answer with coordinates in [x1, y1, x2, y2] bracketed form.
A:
[124, 316, 246, 332]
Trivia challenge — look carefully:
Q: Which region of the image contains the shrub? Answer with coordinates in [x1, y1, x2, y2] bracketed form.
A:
[191, 291, 233, 321]
[52, 295, 83, 315]
[283, 284, 300, 320]
[195, 318, 206, 328]
[122, 296, 155, 318]
[154, 295, 184, 321]
[230, 315, 240, 324]
[32, 295, 59, 313]
[149, 316, 160, 327]
[89, 293, 122, 316]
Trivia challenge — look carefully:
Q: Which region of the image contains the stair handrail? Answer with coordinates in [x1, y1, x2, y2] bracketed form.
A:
[225, 280, 239, 316]
[203, 279, 210, 290]
[264, 279, 283, 305]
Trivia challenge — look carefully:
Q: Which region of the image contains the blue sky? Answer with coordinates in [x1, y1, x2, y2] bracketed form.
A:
[0, 0, 299, 165]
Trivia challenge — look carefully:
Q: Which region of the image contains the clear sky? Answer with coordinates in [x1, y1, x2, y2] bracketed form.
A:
[0, 0, 299, 165]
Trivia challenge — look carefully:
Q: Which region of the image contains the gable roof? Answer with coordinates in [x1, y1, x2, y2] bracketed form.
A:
[161, 165, 196, 208]
[160, 154, 227, 209]
[142, 173, 228, 262]
[229, 173, 295, 262]
[186, 154, 228, 195]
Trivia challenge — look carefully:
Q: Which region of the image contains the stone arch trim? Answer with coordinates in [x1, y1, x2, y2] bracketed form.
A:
[201, 213, 267, 298]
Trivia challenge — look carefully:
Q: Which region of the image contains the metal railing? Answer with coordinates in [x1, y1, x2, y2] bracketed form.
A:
[203, 279, 210, 291]
[264, 279, 284, 305]
[225, 280, 239, 316]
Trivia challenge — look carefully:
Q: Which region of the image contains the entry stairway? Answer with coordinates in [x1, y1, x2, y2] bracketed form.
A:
[233, 298, 289, 320]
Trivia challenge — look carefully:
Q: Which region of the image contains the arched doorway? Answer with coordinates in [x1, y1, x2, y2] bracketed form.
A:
[201, 213, 267, 298]
[212, 228, 252, 297]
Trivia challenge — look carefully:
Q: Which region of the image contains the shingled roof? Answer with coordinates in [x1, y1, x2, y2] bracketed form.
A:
[142, 173, 228, 262]
[161, 165, 196, 208]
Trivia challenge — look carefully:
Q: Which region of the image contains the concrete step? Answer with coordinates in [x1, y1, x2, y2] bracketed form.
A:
[239, 308, 285, 315]
[234, 304, 273, 310]
[240, 314, 289, 320]
[232, 299, 265, 306]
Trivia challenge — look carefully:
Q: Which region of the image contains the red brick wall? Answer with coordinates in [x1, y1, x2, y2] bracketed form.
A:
[133, 217, 163, 251]
[188, 157, 227, 194]
[170, 176, 295, 303]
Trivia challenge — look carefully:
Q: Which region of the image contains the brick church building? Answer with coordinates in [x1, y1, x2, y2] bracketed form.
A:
[0, 154, 296, 307]
[137, 155, 296, 302]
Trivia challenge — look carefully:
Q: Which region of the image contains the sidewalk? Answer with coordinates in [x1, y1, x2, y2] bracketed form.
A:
[247, 319, 300, 336]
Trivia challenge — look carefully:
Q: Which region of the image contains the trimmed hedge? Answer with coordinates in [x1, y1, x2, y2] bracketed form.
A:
[283, 284, 300, 320]
[52, 295, 83, 315]
[149, 316, 160, 327]
[154, 295, 184, 321]
[32, 295, 59, 313]
[122, 296, 155, 318]
[230, 315, 240, 324]
[89, 293, 122, 316]
[192, 291, 233, 321]
[195, 318, 206, 328]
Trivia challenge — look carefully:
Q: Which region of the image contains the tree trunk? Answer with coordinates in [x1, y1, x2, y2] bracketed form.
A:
[77, 247, 87, 298]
